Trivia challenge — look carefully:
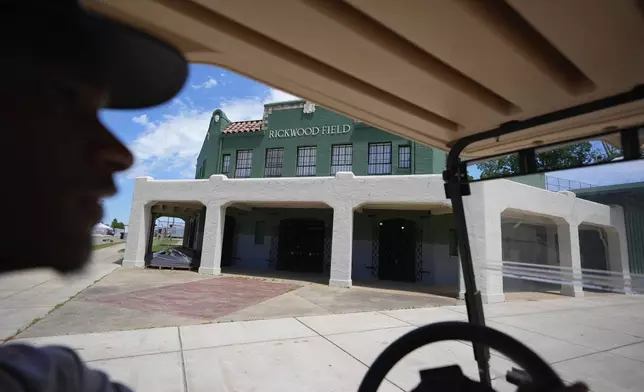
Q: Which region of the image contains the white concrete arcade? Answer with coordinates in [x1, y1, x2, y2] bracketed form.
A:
[123, 173, 632, 303]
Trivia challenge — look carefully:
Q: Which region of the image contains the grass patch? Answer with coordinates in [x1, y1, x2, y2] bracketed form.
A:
[151, 238, 182, 253]
[92, 242, 123, 250]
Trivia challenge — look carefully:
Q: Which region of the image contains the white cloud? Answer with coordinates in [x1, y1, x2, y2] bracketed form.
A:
[191, 77, 218, 89]
[219, 89, 299, 122]
[266, 89, 298, 103]
[126, 102, 213, 179]
[132, 114, 149, 125]
[219, 97, 265, 122]
[126, 88, 299, 180]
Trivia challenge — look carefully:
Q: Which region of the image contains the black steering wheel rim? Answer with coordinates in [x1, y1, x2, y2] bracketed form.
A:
[358, 321, 564, 392]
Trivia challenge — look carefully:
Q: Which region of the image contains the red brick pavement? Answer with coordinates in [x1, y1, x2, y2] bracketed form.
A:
[84, 277, 299, 320]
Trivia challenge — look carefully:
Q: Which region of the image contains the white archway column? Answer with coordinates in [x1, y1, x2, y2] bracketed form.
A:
[546, 226, 559, 266]
[123, 177, 154, 268]
[463, 183, 505, 304]
[182, 217, 191, 248]
[199, 201, 227, 275]
[558, 220, 584, 297]
[607, 205, 632, 294]
[329, 202, 354, 288]
[194, 207, 206, 252]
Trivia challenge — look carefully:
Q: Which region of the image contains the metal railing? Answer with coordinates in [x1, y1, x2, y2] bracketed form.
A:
[545, 176, 595, 192]
[482, 260, 642, 294]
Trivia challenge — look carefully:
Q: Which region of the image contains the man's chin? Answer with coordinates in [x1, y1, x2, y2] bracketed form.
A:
[28, 233, 93, 274]
[0, 244, 91, 274]
[51, 241, 93, 274]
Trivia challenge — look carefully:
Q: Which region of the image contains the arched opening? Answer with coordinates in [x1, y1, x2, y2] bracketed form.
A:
[145, 201, 205, 270]
[579, 225, 609, 272]
[220, 202, 332, 283]
[351, 203, 458, 297]
[501, 210, 561, 294]
[151, 216, 185, 252]
[578, 223, 616, 293]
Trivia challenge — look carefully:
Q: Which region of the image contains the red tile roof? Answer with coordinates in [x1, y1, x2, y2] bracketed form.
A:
[222, 120, 263, 134]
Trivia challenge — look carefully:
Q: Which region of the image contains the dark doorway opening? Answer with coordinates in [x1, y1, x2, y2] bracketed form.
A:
[277, 218, 325, 273]
[579, 229, 608, 271]
[221, 216, 236, 267]
[379, 218, 417, 282]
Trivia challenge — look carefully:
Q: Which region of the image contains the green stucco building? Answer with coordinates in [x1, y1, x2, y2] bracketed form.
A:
[195, 100, 449, 180]
[193, 100, 464, 285]
[184, 99, 639, 288]
[123, 100, 638, 301]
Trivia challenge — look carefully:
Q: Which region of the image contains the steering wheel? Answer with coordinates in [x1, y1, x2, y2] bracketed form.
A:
[358, 321, 565, 392]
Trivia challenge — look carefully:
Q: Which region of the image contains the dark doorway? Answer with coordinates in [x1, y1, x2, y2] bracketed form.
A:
[579, 229, 608, 271]
[277, 219, 325, 273]
[379, 219, 417, 282]
[221, 216, 236, 267]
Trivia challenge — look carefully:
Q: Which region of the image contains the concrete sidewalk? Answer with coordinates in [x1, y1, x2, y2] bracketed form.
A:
[16, 268, 460, 338]
[0, 245, 124, 341]
[11, 294, 644, 392]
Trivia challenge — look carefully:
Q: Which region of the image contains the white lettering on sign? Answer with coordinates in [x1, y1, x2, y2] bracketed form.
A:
[268, 124, 351, 139]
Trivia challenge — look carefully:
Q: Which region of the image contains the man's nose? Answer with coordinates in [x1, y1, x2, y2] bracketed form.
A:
[95, 127, 134, 174]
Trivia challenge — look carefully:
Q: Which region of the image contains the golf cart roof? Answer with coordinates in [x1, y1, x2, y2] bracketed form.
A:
[87, 0, 644, 157]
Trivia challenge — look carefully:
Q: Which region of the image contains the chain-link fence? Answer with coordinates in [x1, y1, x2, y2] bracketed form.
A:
[154, 216, 186, 239]
[545, 176, 594, 192]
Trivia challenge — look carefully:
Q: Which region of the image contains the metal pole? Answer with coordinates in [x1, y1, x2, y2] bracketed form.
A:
[439, 86, 644, 387]
[445, 174, 492, 386]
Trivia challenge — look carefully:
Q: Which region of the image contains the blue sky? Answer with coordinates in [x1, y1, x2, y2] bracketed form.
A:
[99, 64, 644, 225]
[99, 64, 297, 223]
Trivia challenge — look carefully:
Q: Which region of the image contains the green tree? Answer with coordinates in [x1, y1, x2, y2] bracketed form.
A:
[477, 155, 520, 179]
[110, 218, 125, 229]
[477, 141, 622, 179]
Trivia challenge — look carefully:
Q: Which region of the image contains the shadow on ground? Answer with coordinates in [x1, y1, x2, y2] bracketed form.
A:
[21, 266, 605, 338]
[222, 268, 459, 297]
[18, 267, 461, 338]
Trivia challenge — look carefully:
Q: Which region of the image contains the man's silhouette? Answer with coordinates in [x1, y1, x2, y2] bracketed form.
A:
[0, 1, 187, 390]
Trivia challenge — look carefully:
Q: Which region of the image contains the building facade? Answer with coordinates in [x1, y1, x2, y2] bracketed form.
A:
[123, 100, 634, 303]
[574, 182, 644, 275]
[195, 100, 449, 180]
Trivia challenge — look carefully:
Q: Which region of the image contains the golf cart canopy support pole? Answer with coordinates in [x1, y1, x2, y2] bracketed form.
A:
[442, 85, 644, 387]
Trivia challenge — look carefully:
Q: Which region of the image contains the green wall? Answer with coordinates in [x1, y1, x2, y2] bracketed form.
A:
[574, 184, 644, 274]
[194, 102, 544, 192]
[229, 207, 452, 246]
[624, 205, 644, 274]
[353, 210, 453, 244]
[229, 207, 333, 236]
[196, 103, 444, 178]
[195, 110, 231, 178]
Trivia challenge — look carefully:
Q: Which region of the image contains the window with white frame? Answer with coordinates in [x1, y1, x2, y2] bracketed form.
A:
[399, 145, 411, 169]
[234, 150, 253, 178]
[368, 142, 392, 174]
[221, 154, 231, 175]
[331, 144, 352, 174]
[264, 148, 284, 177]
[296, 146, 317, 176]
